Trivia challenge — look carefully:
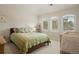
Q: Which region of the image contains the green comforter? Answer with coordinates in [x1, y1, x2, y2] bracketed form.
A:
[10, 33, 49, 53]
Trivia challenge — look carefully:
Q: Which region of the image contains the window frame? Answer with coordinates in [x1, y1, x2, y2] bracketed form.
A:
[50, 17, 60, 32]
[41, 17, 50, 32]
[62, 15, 76, 32]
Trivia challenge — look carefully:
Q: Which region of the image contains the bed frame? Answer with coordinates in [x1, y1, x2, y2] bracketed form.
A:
[10, 28, 51, 53]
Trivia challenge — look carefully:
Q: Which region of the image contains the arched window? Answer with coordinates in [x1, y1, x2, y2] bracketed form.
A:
[63, 15, 76, 31]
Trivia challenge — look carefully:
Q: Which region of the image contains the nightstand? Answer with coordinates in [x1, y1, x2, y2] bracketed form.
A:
[0, 34, 6, 54]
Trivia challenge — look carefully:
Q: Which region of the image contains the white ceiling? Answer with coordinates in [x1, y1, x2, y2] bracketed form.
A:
[0, 4, 78, 15]
[26, 4, 78, 15]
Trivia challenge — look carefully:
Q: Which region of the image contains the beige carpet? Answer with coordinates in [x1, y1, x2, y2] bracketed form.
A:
[4, 43, 20, 54]
[4, 40, 60, 54]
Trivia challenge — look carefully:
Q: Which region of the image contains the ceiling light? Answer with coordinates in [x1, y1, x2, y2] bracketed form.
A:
[49, 4, 53, 6]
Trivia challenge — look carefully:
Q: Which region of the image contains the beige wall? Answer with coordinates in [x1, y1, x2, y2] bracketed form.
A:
[0, 5, 37, 42]
[38, 6, 79, 41]
[0, 5, 79, 41]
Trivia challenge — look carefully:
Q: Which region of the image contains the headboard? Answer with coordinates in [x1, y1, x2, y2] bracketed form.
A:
[10, 27, 32, 35]
[10, 28, 15, 35]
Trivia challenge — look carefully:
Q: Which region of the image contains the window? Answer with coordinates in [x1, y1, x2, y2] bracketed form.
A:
[52, 19, 58, 30]
[63, 15, 75, 31]
[43, 21, 49, 30]
[42, 16, 59, 32]
[42, 17, 50, 31]
[51, 17, 59, 32]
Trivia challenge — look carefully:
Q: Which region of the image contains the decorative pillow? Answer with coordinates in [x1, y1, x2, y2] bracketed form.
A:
[14, 26, 33, 33]
[15, 28, 25, 33]
[24, 27, 31, 33]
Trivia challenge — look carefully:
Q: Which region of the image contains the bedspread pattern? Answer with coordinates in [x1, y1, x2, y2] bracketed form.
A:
[10, 33, 49, 53]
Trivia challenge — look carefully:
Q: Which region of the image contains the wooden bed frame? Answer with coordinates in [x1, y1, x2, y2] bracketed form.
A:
[10, 28, 51, 53]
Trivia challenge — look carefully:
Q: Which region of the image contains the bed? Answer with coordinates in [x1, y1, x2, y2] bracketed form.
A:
[10, 28, 50, 53]
[60, 32, 79, 54]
